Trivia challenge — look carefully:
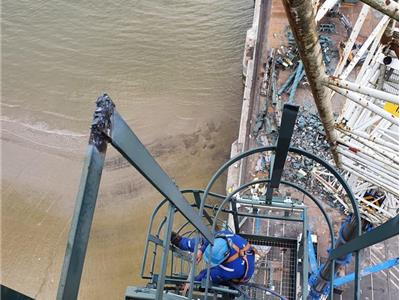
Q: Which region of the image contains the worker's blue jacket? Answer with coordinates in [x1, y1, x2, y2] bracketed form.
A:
[178, 230, 255, 284]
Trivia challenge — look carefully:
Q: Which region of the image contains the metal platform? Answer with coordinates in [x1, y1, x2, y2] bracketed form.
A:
[242, 235, 298, 300]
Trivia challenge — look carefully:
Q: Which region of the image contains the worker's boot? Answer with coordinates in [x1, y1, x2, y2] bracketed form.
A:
[171, 231, 182, 247]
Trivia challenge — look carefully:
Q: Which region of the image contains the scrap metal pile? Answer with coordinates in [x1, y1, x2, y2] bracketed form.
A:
[276, 1, 400, 226]
[253, 1, 398, 226]
[322, 8, 399, 225]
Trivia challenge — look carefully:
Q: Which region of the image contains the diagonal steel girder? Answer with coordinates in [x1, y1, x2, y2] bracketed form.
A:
[57, 94, 213, 300]
[110, 110, 213, 242]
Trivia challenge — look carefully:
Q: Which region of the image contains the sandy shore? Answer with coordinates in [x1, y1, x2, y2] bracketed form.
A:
[1, 117, 238, 299]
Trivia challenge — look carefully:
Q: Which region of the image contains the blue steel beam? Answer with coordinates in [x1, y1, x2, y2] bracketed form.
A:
[333, 257, 399, 287]
[265, 104, 299, 203]
[109, 111, 213, 242]
[308, 231, 319, 275]
[330, 215, 399, 260]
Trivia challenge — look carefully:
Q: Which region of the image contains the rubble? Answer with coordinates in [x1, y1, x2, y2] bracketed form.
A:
[282, 109, 346, 212]
[250, 105, 345, 213]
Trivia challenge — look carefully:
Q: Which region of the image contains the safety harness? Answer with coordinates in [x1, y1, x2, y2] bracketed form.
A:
[216, 234, 258, 283]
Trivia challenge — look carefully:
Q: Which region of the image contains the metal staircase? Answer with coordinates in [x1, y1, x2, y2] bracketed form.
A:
[56, 95, 398, 300]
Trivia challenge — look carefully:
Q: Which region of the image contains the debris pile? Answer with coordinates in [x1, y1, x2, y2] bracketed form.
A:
[280, 29, 336, 74]
[282, 110, 345, 211]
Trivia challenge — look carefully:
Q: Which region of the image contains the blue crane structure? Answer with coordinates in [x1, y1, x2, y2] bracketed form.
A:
[54, 94, 398, 300]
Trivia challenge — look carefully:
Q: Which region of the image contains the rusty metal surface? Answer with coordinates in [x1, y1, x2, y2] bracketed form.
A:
[281, 0, 341, 166]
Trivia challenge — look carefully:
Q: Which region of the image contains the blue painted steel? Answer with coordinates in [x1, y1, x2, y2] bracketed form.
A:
[331, 215, 399, 260]
[288, 63, 305, 104]
[110, 111, 213, 243]
[278, 70, 297, 96]
[333, 257, 399, 287]
[309, 216, 356, 299]
[331, 216, 353, 266]
[308, 232, 318, 275]
[255, 217, 260, 234]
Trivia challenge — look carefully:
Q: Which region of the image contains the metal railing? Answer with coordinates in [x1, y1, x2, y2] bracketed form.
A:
[57, 97, 398, 300]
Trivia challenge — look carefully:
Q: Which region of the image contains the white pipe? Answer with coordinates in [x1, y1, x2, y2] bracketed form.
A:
[357, 151, 399, 175]
[352, 181, 374, 194]
[354, 115, 382, 131]
[338, 149, 399, 185]
[376, 127, 399, 139]
[341, 16, 390, 79]
[370, 118, 393, 138]
[339, 132, 399, 161]
[376, 129, 399, 144]
[329, 85, 399, 125]
[357, 195, 395, 218]
[337, 127, 399, 152]
[342, 157, 399, 189]
[342, 163, 399, 196]
[342, 160, 398, 194]
[356, 41, 384, 83]
[315, 0, 340, 22]
[324, 76, 399, 104]
[338, 137, 399, 164]
[344, 63, 381, 125]
[345, 63, 378, 123]
[338, 145, 399, 176]
[312, 172, 350, 209]
[358, 0, 399, 21]
[334, 4, 370, 76]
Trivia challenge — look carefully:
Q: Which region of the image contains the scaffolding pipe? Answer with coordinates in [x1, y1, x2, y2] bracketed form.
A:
[323, 76, 399, 104]
[329, 85, 399, 125]
[338, 137, 399, 164]
[337, 127, 399, 151]
[334, 4, 370, 77]
[338, 149, 399, 186]
[358, 0, 399, 21]
[341, 159, 399, 191]
[282, 0, 340, 165]
[315, 0, 340, 22]
[338, 149, 399, 181]
[341, 16, 390, 80]
[342, 163, 399, 195]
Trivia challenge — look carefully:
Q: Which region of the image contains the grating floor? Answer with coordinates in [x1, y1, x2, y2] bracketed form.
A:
[241, 235, 298, 300]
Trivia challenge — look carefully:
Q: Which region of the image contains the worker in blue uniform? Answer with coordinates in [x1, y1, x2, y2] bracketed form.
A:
[171, 230, 256, 284]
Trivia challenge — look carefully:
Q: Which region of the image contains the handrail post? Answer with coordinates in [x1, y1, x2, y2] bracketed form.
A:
[155, 203, 174, 300]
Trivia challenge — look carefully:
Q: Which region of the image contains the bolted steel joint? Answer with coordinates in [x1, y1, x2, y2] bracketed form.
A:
[89, 93, 115, 150]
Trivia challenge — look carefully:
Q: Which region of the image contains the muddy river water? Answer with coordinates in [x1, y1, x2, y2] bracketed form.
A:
[1, 0, 252, 298]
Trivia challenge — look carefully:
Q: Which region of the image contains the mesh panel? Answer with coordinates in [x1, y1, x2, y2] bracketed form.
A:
[242, 235, 298, 300]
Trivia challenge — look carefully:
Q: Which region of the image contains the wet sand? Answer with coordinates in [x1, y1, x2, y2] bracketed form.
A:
[1, 0, 253, 297]
[1, 118, 239, 299]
